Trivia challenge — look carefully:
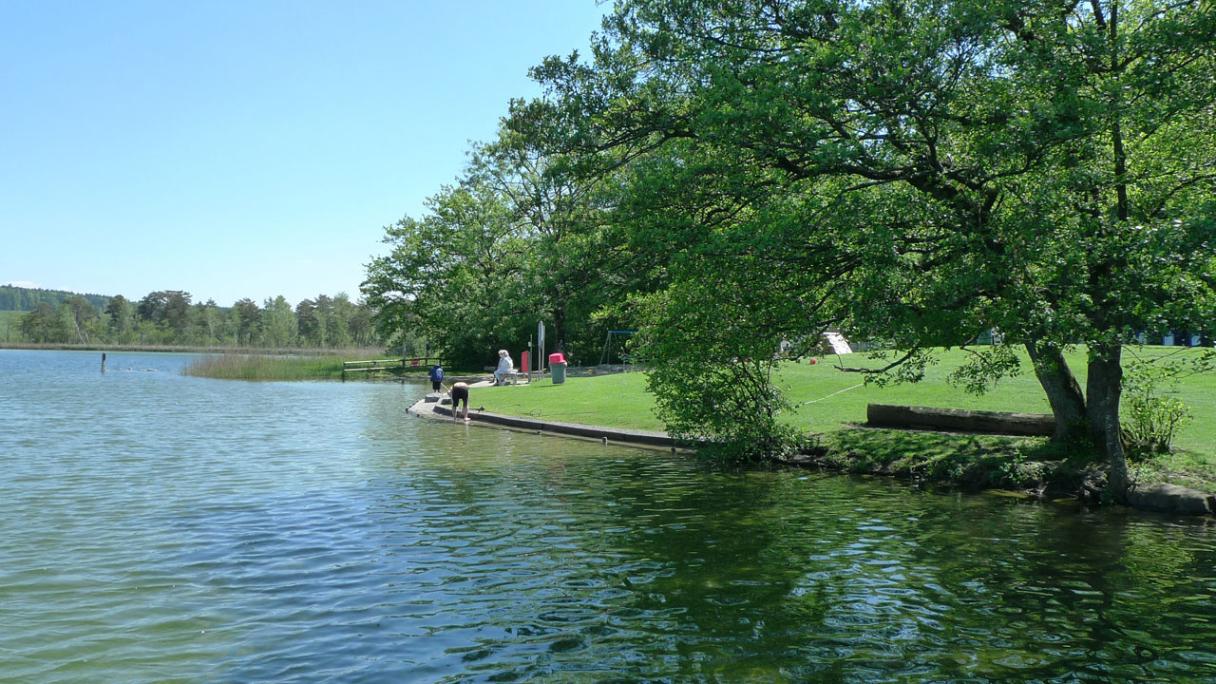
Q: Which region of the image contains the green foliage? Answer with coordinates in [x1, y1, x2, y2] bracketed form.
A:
[362, 130, 636, 369]
[3, 285, 381, 349]
[1122, 351, 1214, 459]
[0, 285, 108, 311]
[0, 311, 24, 342]
[635, 271, 806, 460]
[20, 303, 71, 343]
[821, 429, 1045, 490]
[363, 182, 529, 368]
[650, 356, 801, 462]
[509, 0, 1216, 481]
[947, 345, 1023, 396]
[1123, 389, 1190, 460]
[260, 296, 298, 349]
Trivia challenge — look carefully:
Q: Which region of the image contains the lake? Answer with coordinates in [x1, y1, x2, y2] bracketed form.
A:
[2, 350, 1214, 681]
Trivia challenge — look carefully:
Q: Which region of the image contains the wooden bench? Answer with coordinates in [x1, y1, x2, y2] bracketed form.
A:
[866, 404, 1054, 437]
[500, 370, 531, 385]
[482, 365, 531, 385]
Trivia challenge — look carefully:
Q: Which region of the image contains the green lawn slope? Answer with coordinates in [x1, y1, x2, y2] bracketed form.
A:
[475, 346, 1215, 488]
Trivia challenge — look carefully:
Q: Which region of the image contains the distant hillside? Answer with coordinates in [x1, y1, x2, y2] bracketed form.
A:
[0, 285, 110, 311]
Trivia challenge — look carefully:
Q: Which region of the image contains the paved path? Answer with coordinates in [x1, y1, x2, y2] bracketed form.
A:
[407, 395, 691, 451]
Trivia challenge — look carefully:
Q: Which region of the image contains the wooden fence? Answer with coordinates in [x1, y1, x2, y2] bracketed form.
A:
[342, 357, 440, 380]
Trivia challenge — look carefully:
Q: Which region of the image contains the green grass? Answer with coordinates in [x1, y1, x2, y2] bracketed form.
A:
[183, 354, 362, 380]
[473, 372, 665, 429]
[476, 346, 1215, 485]
[816, 429, 1062, 489]
[776, 345, 1215, 456]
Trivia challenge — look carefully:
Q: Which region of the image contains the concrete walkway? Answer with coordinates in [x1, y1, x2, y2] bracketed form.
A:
[407, 395, 691, 451]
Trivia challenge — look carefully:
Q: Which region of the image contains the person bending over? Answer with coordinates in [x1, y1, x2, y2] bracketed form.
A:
[450, 381, 469, 421]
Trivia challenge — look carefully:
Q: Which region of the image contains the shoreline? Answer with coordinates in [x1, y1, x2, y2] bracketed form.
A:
[408, 397, 1215, 517]
[408, 396, 694, 452]
[0, 342, 383, 355]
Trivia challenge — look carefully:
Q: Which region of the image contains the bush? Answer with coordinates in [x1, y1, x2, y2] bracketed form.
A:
[1122, 363, 1192, 459]
[648, 356, 801, 462]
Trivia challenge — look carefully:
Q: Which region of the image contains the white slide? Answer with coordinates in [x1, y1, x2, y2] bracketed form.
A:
[824, 331, 852, 355]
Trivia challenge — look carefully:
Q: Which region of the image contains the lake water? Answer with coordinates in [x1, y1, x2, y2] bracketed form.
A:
[2, 349, 1215, 682]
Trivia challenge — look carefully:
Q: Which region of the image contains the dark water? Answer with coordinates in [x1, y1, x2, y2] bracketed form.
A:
[2, 350, 1214, 682]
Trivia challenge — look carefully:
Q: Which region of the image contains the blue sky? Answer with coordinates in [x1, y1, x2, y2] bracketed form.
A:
[0, 1, 606, 306]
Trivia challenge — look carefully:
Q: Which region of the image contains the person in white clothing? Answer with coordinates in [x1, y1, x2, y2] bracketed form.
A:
[493, 349, 513, 385]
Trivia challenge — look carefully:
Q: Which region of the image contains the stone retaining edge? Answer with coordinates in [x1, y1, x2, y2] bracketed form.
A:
[410, 399, 693, 450]
[407, 399, 1213, 516]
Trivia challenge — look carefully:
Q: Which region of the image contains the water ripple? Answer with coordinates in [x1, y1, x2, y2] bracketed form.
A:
[2, 350, 1216, 681]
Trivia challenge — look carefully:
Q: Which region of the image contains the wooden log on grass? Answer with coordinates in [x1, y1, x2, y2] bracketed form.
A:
[866, 404, 1055, 437]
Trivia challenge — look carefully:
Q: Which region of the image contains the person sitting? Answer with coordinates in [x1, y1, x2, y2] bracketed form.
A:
[493, 349, 513, 385]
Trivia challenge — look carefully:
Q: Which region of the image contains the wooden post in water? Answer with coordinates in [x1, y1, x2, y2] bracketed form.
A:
[100, 352, 107, 374]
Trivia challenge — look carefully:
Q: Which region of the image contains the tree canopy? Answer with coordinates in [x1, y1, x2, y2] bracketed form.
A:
[3, 285, 381, 349]
[364, 0, 1215, 496]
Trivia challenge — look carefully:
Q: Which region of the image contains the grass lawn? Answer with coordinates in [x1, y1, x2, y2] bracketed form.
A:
[476, 346, 1215, 486]
[472, 371, 665, 429]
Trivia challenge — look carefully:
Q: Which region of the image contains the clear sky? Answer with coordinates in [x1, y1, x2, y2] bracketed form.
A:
[0, 0, 606, 306]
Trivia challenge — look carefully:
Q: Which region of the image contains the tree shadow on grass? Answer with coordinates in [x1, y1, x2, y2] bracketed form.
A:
[820, 428, 1094, 491]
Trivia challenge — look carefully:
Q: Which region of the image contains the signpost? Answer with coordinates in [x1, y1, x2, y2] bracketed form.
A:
[537, 321, 546, 373]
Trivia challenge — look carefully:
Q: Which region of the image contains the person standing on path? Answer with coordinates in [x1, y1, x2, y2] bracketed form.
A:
[428, 363, 444, 392]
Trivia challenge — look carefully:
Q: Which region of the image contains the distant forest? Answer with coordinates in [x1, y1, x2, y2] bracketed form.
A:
[1, 285, 383, 349]
[0, 285, 109, 311]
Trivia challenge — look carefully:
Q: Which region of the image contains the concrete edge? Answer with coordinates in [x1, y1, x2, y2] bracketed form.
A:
[1126, 482, 1215, 516]
[407, 397, 696, 452]
[406, 400, 1214, 517]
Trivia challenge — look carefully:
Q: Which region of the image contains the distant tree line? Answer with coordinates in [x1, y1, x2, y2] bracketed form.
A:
[0, 285, 109, 312]
[5, 285, 381, 348]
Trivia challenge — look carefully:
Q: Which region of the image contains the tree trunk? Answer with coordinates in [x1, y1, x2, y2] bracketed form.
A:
[1086, 344, 1129, 501]
[1025, 342, 1087, 442]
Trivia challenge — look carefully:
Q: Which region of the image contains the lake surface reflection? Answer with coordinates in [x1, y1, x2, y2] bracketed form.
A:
[2, 350, 1215, 682]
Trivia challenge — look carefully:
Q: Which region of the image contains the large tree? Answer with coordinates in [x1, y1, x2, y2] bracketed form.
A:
[105, 295, 135, 343]
[364, 128, 633, 367]
[363, 180, 533, 367]
[20, 303, 69, 343]
[232, 298, 261, 347]
[519, 0, 1216, 492]
[466, 132, 632, 362]
[137, 290, 192, 341]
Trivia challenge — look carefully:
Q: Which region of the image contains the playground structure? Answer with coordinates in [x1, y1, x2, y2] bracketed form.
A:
[823, 331, 852, 355]
[599, 329, 636, 366]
